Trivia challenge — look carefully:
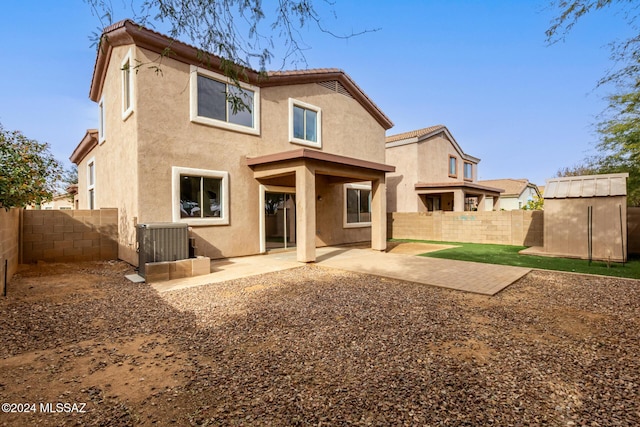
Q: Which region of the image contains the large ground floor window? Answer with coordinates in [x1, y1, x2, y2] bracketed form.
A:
[344, 183, 371, 227]
[172, 166, 229, 225]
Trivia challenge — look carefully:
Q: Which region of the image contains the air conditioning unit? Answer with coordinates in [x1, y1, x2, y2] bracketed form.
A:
[137, 223, 189, 278]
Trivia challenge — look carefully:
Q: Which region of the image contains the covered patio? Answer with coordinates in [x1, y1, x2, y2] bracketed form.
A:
[246, 148, 395, 263]
[415, 181, 504, 212]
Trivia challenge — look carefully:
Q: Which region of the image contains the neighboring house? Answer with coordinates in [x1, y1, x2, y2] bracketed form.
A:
[70, 20, 394, 266]
[385, 125, 502, 212]
[478, 179, 541, 210]
[27, 193, 74, 210]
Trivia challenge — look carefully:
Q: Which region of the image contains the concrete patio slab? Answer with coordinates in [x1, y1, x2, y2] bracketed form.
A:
[153, 244, 530, 296]
[272, 246, 531, 295]
[151, 252, 301, 292]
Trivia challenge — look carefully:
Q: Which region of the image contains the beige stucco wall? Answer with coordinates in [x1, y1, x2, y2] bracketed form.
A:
[315, 176, 372, 247]
[386, 142, 419, 212]
[77, 45, 140, 264]
[388, 210, 543, 247]
[543, 197, 627, 262]
[0, 208, 21, 288]
[416, 134, 472, 183]
[104, 46, 388, 262]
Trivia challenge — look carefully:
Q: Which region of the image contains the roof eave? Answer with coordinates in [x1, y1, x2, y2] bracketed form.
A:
[70, 129, 99, 164]
[88, 21, 393, 131]
[264, 70, 393, 130]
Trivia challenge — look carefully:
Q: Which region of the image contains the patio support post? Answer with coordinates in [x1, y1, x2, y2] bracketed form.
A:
[454, 190, 465, 212]
[477, 193, 486, 211]
[295, 164, 316, 263]
[371, 174, 387, 251]
[492, 195, 501, 211]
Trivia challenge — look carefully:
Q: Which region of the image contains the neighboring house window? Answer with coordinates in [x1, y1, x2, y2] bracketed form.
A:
[98, 98, 105, 144]
[190, 66, 260, 135]
[172, 166, 229, 225]
[448, 156, 457, 178]
[464, 196, 477, 211]
[464, 162, 473, 180]
[121, 48, 134, 119]
[426, 196, 441, 211]
[289, 98, 322, 148]
[344, 183, 371, 227]
[87, 158, 95, 210]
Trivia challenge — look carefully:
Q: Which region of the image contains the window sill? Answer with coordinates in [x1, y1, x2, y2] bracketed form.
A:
[122, 108, 134, 121]
[191, 116, 260, 136]
[177, 218, 229, 226]
[343, 222, 371, 229]
[290, 137, 321, 149]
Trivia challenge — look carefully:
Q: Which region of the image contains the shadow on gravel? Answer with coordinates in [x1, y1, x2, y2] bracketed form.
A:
[1, 262, 639, 426]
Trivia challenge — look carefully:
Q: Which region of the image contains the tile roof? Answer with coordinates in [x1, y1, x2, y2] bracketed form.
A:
[385, 125, 445, 143]
[90, 20, 393, 129]
[477, 179, 532, 197]
[414, 181, 504, 194]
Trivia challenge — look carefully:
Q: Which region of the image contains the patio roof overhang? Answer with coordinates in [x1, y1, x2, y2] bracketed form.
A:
[246, 148, 392, 262]
[247, 148, 395, 172]
[414, 181, 504, 196]
[246, 148, 395, 184]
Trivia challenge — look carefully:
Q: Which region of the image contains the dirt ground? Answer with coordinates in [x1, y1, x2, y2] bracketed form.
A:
[0, 260, 638, 426]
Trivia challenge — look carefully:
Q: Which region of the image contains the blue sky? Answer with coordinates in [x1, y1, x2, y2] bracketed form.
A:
[0, 1, 632, 185]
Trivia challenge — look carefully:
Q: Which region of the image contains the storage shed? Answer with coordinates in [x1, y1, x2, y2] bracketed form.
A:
[541, 173, 628, 262]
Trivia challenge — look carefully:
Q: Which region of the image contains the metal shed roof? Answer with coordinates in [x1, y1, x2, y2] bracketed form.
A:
[544, 173, 628, 199]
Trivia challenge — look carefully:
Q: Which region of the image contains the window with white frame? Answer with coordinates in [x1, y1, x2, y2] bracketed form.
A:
[190, 66, 260, 134]
[121, 48, 134, 119]
[172, 166, 229, 225]
[87, 158, 96, 210]
[464, 162, 473, 180]
[98, 98, 105, 144]
[344, 183, 371, 227]
[289, 98, 321, 148]
[448, 155, 457, 177]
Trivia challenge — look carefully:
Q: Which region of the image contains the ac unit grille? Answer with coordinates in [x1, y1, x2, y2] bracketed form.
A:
[137, 223, 189, 278]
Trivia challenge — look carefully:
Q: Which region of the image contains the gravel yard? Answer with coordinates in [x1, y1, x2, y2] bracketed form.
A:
[0, 260, 638, 426]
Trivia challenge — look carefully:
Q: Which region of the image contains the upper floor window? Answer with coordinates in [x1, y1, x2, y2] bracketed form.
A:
[98, 98, 105, 144]
[289, 98, 322, 148]
[121, 48, 134, 120]
[87, 158, 96, 210]
[464, 162, 473, 180]
[344, 183, 371, 228]
[448, 155, 457, 178]
[190, 66, 260, 135]
[172, 166, 229, 225]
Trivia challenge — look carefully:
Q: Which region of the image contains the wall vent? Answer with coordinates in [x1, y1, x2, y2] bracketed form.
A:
[317, 80, 354, 99]
[137, 223, 189, 278]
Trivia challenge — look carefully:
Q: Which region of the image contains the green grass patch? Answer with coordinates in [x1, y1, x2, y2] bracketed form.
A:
[391, 239, 640, 279]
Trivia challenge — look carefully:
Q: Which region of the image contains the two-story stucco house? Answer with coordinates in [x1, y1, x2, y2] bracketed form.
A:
[385, 125, 503, 213]
[70, 20, 394, 266]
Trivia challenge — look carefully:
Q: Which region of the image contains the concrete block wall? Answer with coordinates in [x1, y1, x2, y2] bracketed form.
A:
[22, 209, 118, 263]
[1, 208, 21, 289]
[145, 256, 211, 283]
[388, 210, 543, 247]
